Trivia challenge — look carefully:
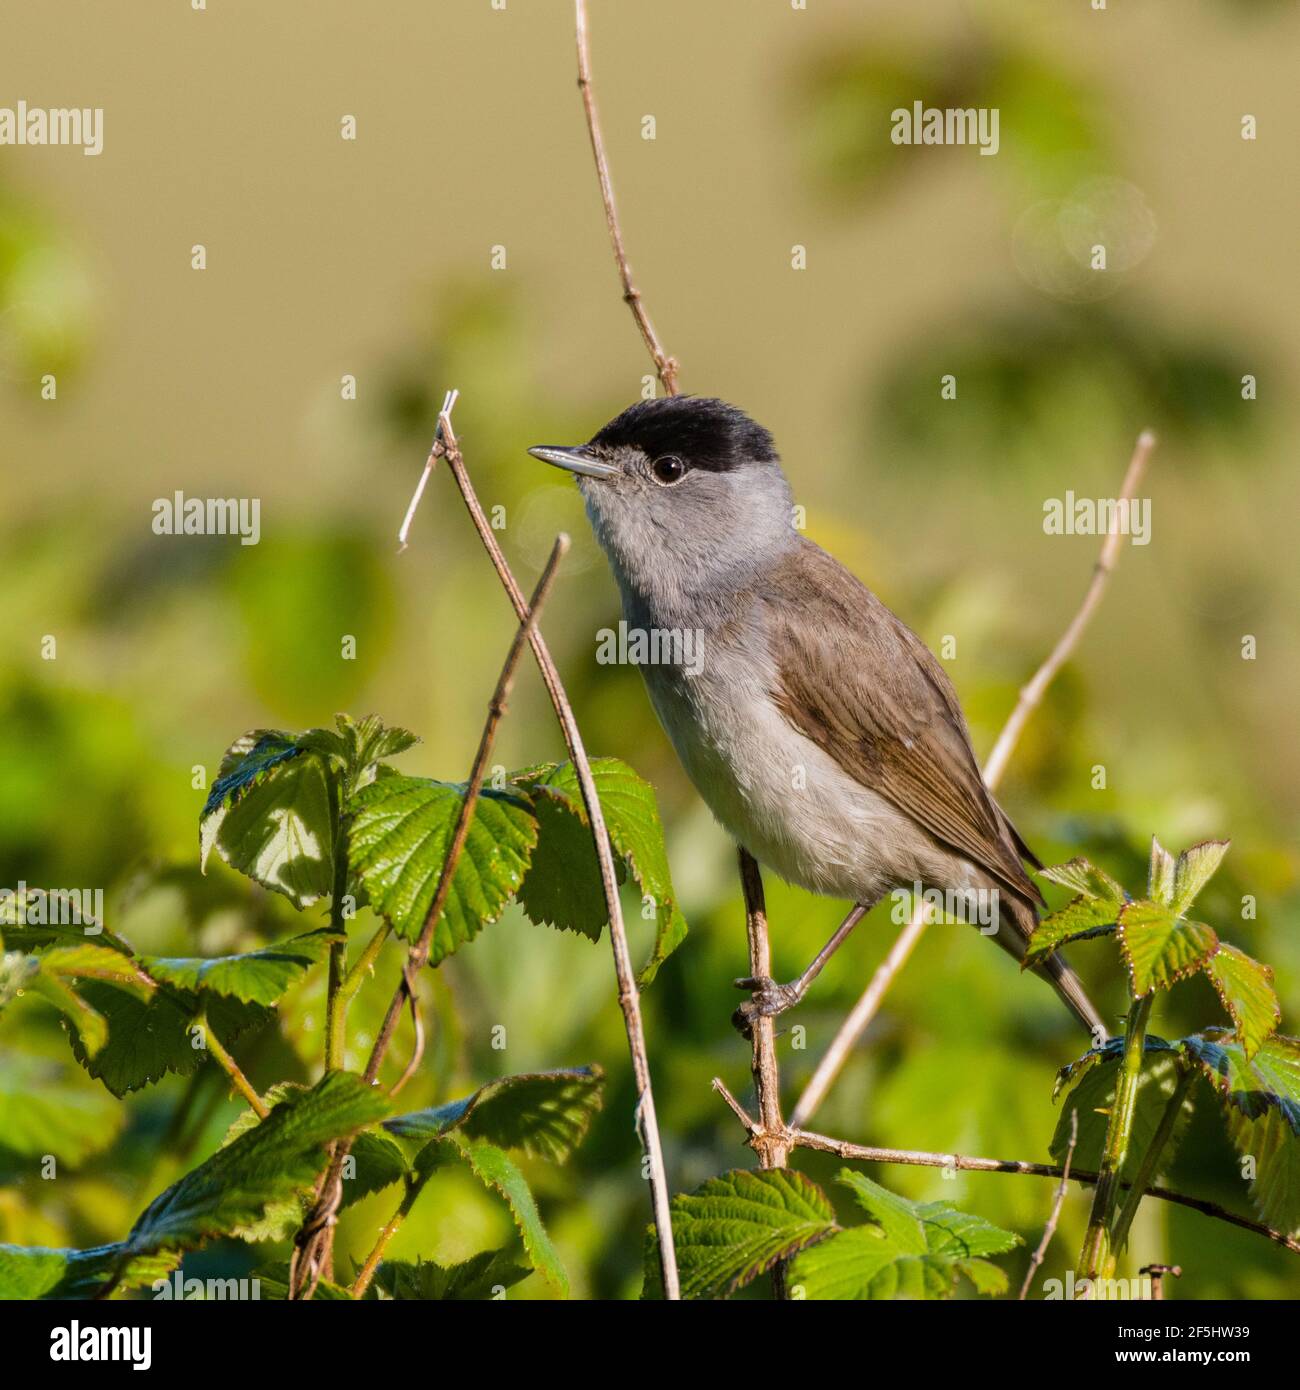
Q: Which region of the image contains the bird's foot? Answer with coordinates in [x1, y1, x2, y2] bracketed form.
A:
[731, 975, 804, 1037]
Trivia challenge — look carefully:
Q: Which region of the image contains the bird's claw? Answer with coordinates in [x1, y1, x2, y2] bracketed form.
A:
[731, 975, 803, 1037]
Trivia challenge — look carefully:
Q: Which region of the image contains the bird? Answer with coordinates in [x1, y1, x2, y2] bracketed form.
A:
[528, 396, 1107, 1041]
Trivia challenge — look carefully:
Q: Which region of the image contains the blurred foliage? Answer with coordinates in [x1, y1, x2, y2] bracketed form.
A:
[2, 1, 1299, 1302]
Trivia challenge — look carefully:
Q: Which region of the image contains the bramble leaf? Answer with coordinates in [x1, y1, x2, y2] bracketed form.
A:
[1117, 899, 1218, 995]
[643, 1168, 836, 1299]
[144, 928, 336, 1007]
[785, 1172, 1019, 1301]
[513, 759, 687, 984]
[67, 982, 269, 1097]
[374, 1250, 530, 1301]
[124, 1072, 388, 1258]
[1204, 943, 1280, 1062]
[348, 776, 536, 964]
[385, 1067, 603, 1164]
[200, 731, 338, 908]
[0, 1242, 178, 1300]
[1169, 839, 1230, 917]
[453, 1138, 568, 1297]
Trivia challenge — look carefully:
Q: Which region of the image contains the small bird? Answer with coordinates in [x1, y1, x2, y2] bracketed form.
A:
[529, 396, 1106, 1039]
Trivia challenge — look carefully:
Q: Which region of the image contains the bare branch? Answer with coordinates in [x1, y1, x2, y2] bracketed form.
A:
[791, 428, 1158, 1127]
[1020, 1106, 1077, 1299]
[737, 849, 788, 1172]
[786, 1127, 1300, 1256]
[574, 0, 679, 395]
[432, 407, 681, 1300]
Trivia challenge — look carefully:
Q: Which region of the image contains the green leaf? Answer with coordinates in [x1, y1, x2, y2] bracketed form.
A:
[348, 775, 536, 964]
[1170, 839, 1230, 917]
[1204, 944, 1280, 1061]
[1038, 857, 1127, 901]
[0, 1242, 179, 1300]
[643, 1168, 836, 1300]
[342, 1129, 412, 1208]
[513, 759, 687, 984]
[385, 1067, 603, 1164]
[68, 982, 269, 1097]
[0, 1055, 124, 1165]
[1148, 836, 1178, 905]
[786, 1172, 1019, 1300]
[1117, 899, 1218, 995]
[1181, 1030, 1300, 1133]
[1224, 1108, 1300, 1239]
[453, 1138, 568, 1297]
[253, 1264, 357, 1301]
[21, 944, 153, 1057]
[374, 1250, 530, 1301]
[1052, 1045, 1192, 1181]
[144, 928, 336, 1006]
[298, 713, 419, 796]
[125, 1072, 388, 1257]
[200, 730, 338, 908]
[1024, 898, 1121, 968]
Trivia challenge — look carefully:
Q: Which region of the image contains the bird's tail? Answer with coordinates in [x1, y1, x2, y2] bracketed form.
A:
[1036, 950, 1109, 1043]
[991, 895, 1110, 1042]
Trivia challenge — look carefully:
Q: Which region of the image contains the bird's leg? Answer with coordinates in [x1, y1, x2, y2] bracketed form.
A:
[733, 900, 872, 1036]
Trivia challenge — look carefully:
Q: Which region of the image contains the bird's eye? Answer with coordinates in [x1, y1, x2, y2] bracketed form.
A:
[651, 455, 687, 485]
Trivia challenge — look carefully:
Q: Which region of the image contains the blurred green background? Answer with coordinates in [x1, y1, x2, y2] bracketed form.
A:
[1, 0, 1297, 1298]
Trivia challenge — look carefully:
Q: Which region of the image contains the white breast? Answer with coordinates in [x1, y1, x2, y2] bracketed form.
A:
[640, 637, 946, 903]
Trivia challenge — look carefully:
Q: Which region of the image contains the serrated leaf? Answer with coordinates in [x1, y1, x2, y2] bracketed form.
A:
[1037, 857, 1126, 901]
[1052, 1046, 1191, 1181]
[453, 1138, 568, 1297]
[1204, 944, 1280, 1061]
[1053, 1034, 1177, 1101]
[1182, 1030, 1300, 1134]
[0, 1243, 179, 1300]
[0, 891, 131, 955]
[1170, 839, 1230, 917]
[0, 1056, 124, 1165]
[342, 1129, 412, 1208]
[643, 1168, 836, 1300]
[200, 731, 337, 908]
[786, 1172, 1019, 1300]
[1117, 899, 1218, 995]
[298, 713, 419, 795]
[385, 1067, 603, 1164]
[1224, 1108, 1300, 1239]
[67, 982, 269, 1097]
[374, 1250, 530, 1301]
[125, 1072, 388, 1258]
[144, 928, 335, 1006]
[348, 776, 536, 964]
[1024, 897, 1121, 969]
[513, 759, 688, 984]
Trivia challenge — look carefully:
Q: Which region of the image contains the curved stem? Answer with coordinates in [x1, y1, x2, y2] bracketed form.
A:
[1110, 1065, 1196, 1258]
[1077, 993, 1153, 1282]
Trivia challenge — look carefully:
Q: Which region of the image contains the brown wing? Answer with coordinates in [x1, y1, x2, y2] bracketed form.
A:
[762, 539, 1044, 909]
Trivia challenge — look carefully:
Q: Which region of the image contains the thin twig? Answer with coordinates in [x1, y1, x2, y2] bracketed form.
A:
[790, 429, 1157, 1126]
[364, 526, 569, 1087]
[784, 1128, 1300, 1255]
[1020, 1106, 1077, 1299]
[427, 407, 681, 1300]
[201, 1012, 268, 1119]
[574, 0, 679, 395]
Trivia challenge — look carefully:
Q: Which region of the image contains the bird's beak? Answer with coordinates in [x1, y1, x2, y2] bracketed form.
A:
[527, 444, 620, 479]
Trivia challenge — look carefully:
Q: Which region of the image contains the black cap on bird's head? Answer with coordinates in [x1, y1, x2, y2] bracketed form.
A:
[526, 396, 794, 598]
[528, 396, 779, 483]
